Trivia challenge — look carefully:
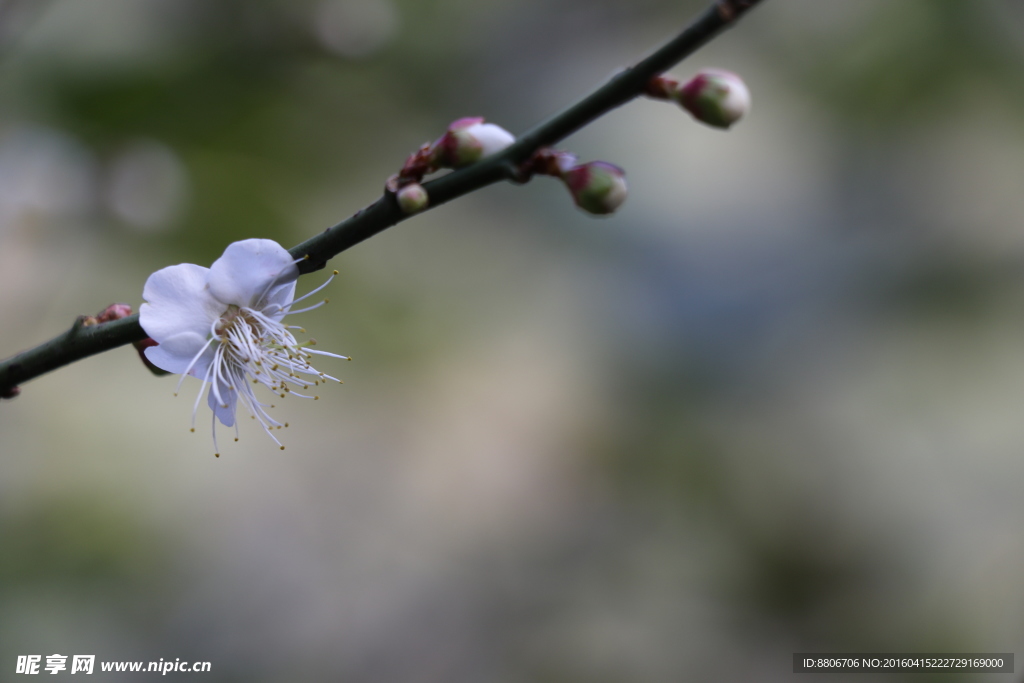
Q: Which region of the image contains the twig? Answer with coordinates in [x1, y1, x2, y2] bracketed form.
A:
[0, 0, 764, 396]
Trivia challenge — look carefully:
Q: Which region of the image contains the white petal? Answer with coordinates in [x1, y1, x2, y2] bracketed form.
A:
[141, 263, 222, 343]
[467, 123, 515, 157]
[144, 331, 215, 376]
[208, 383, 238, 427]
[263, 279, 297, 321]
[208, 239, 298, 309]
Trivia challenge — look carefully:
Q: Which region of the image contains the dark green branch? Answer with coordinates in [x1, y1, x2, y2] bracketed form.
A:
[0, 0, 763, 396]
[0, 315, 147, 394]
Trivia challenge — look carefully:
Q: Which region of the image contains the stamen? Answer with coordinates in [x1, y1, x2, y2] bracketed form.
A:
[173, 264, 344, 452]
[282, 271, 337, 310]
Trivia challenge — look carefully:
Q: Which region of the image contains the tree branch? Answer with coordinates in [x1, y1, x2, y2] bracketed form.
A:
[0, 0, 763, 396]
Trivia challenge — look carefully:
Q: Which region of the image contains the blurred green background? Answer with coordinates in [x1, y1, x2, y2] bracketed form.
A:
[2, 0, 1024, 680]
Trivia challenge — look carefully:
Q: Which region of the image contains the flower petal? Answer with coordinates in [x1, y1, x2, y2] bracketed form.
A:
[141, 263, 222, 343]
[467, 122, 515, 157]
[262, 279, 297, 321]
[208, 239, 298, 309]
[208, 383, 238, 427]
[144, 331, 215, 376]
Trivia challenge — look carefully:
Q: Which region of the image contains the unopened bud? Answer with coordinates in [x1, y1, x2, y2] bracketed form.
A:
[133, 337, 171, 376]
[563, 161, 627, 215]
[395, 183, 429, 214]
[434, 117, 516, 168]
[96, 303, 133, 323]
[678, 69, 750, 129]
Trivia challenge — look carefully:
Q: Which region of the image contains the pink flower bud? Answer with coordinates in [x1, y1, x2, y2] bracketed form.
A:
[678, 69, 750, 129]
[434, 117, 516, 168]
[96, 303, 133, 323]
[563, 161, 627, 215]
[395, 183, 429, 214]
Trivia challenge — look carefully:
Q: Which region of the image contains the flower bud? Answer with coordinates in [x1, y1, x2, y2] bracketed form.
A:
[563, 161, 627, 215]
[678, 69, 750, 129]
[434, 117, 516, 168]
[96, 303, 133, 323]
[133, 337, 171, 376]
[395, 183, 429, 214]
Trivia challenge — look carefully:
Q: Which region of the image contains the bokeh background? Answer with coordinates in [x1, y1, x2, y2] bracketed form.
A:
[2, 0, 1024, 680]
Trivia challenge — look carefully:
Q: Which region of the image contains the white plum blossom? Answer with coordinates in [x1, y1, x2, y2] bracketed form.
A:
[140, 238, 347, 455]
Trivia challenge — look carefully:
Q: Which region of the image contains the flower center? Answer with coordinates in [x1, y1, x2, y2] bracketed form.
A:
[214, 304, 247, 337]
